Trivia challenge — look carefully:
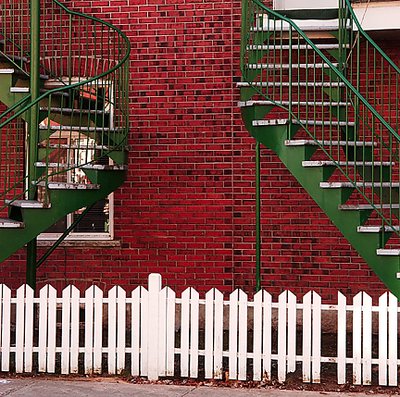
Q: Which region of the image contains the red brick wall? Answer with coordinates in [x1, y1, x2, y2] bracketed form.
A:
[0, 0, 390, 302]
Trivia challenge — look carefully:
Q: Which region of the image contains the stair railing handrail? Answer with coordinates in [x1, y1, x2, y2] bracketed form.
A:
[241, 0, 400, 143]
[0, 0, 130, 210]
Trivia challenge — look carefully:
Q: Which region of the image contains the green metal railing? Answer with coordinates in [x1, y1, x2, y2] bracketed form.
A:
[0, 0, 130, 210]
[241, 0, 400, 239]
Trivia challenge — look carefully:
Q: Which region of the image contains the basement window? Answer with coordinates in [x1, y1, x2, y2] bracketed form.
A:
[37, 80, 114, 242]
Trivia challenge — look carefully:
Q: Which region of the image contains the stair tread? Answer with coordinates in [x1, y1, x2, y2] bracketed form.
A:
[340, 204, 400, 210]
[35, 162, 127, 171]
[303, 160, 393, 167]
[36, 181, 100, 190]
[251, 20, 348, 32]
[285, 139, 376, 147]
[358, 226, 400, 233]
[39, 125, 123, 132]
[377, 249, 400, 256]
[0, 67, 48, 80]
[10, 87, 30, 93]
[321, 182, 400, 188]
[242, 100, 350, 108]
[38, 143, 110, 150]
[6, 200, 47, 209]
[247, 62, 339, 69]
[238, 81, 345, 88]
[40, 107, 107, 115]
[246, 44, 349, 51]
[0, 218, 24, 229]
[250, 117, 355, 127]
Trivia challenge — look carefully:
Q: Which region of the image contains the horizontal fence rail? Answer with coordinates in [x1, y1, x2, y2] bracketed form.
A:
[0, 274, 400, 386]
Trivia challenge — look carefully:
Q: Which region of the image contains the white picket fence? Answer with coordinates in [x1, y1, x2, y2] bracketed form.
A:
[0, 273, 399, 386]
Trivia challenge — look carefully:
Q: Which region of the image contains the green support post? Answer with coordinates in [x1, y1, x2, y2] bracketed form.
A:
[255, 142, 261, 292]
[26, 0, 41, 290]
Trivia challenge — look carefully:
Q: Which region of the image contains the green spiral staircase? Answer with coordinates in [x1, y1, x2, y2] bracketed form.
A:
[0, 0, 130, 288]
[240, 0, 400, 297]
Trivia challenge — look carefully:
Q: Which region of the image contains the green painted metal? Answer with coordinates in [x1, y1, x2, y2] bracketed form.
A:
[240, 0, 400, 297]
[0, 0, 131, 284]
[255, 141, 261, 292]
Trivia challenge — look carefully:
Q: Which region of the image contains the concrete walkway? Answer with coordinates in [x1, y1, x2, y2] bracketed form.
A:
[0, 378, 394, 396]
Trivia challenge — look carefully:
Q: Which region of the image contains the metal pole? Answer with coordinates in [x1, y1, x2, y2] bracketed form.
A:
[255, 142, 261, 292]
[26, 0, 41, 290]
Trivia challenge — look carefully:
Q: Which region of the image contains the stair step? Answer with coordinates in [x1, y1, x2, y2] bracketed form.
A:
[39, 125, 122, 133]
[242, 100, 349, 108]
[0, 67, 48, 80]
[10, 87, 30, 93]
[285, 139, 376, 147]
[35, 162, 127, 171]
[0, 218, 24, 229]
[303, 161, 393, 167]
[358, 226, 400, 233]
[38, 143, 109, 150]
[251, 20, 348, 32]
[321, 182, 400, 188]
[40, 107, 107, 115]
[340, 204, 400, 210]
[247, 62, 338, 70]
[252, 118, 355, 127]
[246, 44, 349, 51]
[237, 81, 345, 88]
[6, 200, 47, 209]
[377, 249, 400, 256]
[36, 181, 100, 190]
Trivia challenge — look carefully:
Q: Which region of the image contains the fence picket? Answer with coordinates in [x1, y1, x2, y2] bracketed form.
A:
[228, 289, 239, 380]
[312, 292, 321, 383]
[38, 286, 48, 372]
[238, 290, 248, 381]
[22, 286, 34, 373]
[159, 287, 175, 377]
[302, 292, 312, 383]
[0, 285, 11, 372]
[362, 292, 372, 385]
[61, 286, 71, 375]
[84, 286, 94, 374]
[131, 286, 146, 376]
[140, 286, 149, 377]
[277, 291, 287, 383]
[353, 292, 362, 385]
[262, 290, 272, 381]
[148, 274, 161, 380]
[70, 286, 80, 374]
[205, 289, 214, 379]
[15, 286, 26, 373]
[181, 288, 190, 378]
[253, 290, 263, 381]
[378, 293, 388, 385]
[46, 286, 57, 373]
[108, 287, 118, 375]
[214, 289, 223, 379]
[287, 291, 296, 374]
[388, 292, 398, 386]
[93, 286, 103, 374]
[337, 292, 346, 384]
[117, 287, 126, 374]
[190, 289, 199, 378]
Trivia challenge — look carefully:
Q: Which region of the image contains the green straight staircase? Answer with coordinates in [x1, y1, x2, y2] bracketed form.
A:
[0, 0, 130, 288]
[240, 0, 400, 297]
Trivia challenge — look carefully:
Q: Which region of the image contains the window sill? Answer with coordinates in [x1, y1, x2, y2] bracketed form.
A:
[37, 240, 121, 248]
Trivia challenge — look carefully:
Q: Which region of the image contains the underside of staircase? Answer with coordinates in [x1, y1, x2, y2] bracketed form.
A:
[0, 1, 130, 287]
[240, 0, 400, 297]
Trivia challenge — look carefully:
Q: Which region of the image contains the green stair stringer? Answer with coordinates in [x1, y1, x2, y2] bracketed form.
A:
[0, 170, 126, 264]
[243, 105, 400, 296]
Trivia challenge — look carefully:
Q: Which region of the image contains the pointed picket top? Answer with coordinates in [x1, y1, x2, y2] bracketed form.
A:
[85, 284, 103, 299]
[62, 284, 80, 297]
[0, 284, 11, 372]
